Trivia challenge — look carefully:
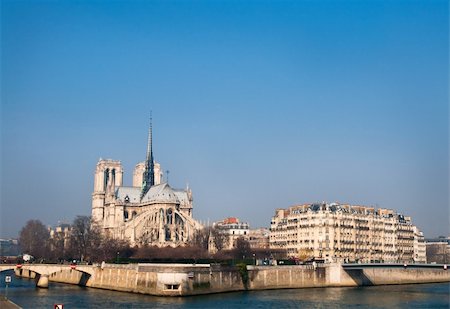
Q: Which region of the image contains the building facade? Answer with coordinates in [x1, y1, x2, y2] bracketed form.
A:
[412, 226, 426, 263]
[270, 202, 426, 263]
[209, 217, 250, 252]
[425, 237, 450, 264]
[248, 228, 270, 249]
[0, 239, 20, 257]
[208, 218, 269, 252]
[91, 121, 201, 247]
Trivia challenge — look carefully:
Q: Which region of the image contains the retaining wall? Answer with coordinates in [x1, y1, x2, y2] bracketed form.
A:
[15, 263, 450, 296]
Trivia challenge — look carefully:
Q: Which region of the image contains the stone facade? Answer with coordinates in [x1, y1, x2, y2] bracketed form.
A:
[426, 239, 450, 264]
[270, 202, 426, 263]
[208, 218, 269, 252]
[248, 228, 270, 249]
[413, 226, 426, 263]
[206, 217, 250, 252]
[213, 217, 249, 250]
[91, 123, 201, 247]
[13, 263, 450, 296]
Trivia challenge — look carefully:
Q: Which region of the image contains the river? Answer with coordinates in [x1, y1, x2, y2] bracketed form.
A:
[1, 270, 449, 308]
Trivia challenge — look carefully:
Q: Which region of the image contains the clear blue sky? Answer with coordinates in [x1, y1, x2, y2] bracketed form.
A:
[1, 0, 448, 238]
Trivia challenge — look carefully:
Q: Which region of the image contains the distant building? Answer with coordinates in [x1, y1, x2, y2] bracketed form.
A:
[248, 228, 270, 249]
[270, 202, 425, 263]
[49, 222, 71, 236]
[425, 237, 450, 264]
[212, 217, 249, 250]
[208, 218, 270, 252]
[91, 120, 201, 247]
[48, 222, 72, 249]
[0, 239, 20, 257]
[413, 226, 426, 263]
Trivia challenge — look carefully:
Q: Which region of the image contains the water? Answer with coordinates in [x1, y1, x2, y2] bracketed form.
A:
[1, 270, 449, 308]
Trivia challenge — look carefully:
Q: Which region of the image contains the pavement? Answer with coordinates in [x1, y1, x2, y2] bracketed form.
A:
[0, 296, 21, 308]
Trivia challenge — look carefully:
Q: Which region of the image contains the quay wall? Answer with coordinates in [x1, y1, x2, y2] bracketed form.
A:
[45, 263, 245, 296]
[337, 266, 450, 286]
[15, 263, 450, 296]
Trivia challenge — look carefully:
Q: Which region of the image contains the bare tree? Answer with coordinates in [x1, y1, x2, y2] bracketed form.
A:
[48, 231, 67, 262]
[234, 237, 251, 259]
[19, 219, 50, 261]
[68, 216, 101, 262]
[132, 245, 208, 260]
[95, 235, 133, 262]
[211, 227, 229, 252]
[191, 227, 211, 250]
[426, 243, 449, 264]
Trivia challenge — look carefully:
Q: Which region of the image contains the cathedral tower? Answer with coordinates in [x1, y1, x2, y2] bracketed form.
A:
[133, 161, 162, 187]
[92, 159, 123, 223]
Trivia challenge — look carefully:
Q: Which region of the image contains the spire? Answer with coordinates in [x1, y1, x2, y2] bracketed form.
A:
[141, 114, 155, 200]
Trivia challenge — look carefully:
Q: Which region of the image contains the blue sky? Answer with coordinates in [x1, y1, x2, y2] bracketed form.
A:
[1, 0, 448, 238]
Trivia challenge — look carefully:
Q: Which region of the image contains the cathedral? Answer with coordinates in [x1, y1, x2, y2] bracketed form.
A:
[91, 120, 201, 246]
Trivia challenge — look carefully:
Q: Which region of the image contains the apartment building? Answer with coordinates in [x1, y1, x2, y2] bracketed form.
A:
[270, 202, 426, 263]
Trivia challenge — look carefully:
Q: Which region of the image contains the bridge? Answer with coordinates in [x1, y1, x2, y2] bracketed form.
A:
[0, 264, 96, 288]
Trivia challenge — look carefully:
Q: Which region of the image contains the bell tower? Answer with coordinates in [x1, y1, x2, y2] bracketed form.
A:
[133, 161, 162, 187]
[92, 159, 123, 223]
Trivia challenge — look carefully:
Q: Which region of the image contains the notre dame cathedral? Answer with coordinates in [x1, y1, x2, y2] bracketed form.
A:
[91, 120, 201, 246]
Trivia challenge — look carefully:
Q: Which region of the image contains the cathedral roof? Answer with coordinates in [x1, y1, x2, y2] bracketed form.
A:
[173, 190, 191, 207]
[142, 183, 180, 204]
[115, 187, 141, 203]
[116, 183, 183, 205]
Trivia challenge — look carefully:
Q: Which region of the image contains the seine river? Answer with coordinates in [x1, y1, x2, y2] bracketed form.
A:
[1, 270, 449, 308]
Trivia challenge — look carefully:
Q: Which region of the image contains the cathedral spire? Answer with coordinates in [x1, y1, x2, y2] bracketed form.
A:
[141, 114, 155, 200]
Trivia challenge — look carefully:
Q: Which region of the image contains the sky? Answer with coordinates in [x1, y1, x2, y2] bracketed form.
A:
[1, 0, 448, 238]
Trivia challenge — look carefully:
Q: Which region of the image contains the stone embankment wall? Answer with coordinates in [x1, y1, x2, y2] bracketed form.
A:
[45, 263, 244, 296]
[15, 263, 450, 296]
[336, 266, 450, 286]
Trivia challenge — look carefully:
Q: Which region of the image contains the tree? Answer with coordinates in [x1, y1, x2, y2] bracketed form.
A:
[426, 243, 449, 264]
[234, 237, 251, 259]
[132, 245, 209, 261]
[48, 231, 67, 262]
[297, 248, 313, 261]
[191, 226, 211, 250]
[19, 219, 50, 260]
[95, 235, 133, 262]
[211, 227, 229, 252]
[67, 216, 101, 262]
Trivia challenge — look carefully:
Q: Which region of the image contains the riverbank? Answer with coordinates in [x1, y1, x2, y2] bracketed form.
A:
[0, 296, 22, 309]
[14, 263, 450, 296]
